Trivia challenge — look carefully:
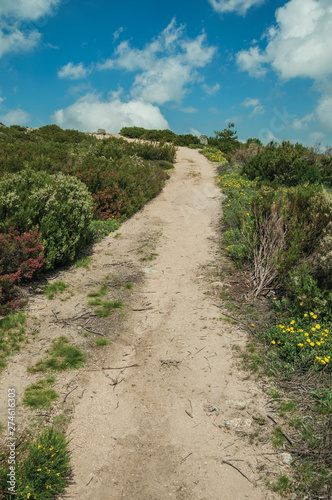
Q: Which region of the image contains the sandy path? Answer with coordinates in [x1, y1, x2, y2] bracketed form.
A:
[58, 147, 283, 499]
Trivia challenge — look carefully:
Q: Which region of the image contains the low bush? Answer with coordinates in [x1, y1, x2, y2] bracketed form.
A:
[0, 427, 71, 499]
[0, 230, 44, 314]
[241, 141, 322, 186]
[0, 169, 93, 269]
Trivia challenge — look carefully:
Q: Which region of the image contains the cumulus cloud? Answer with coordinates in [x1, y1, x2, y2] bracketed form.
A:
[0, 108, 30, 126]
[242, 97, 260, 107]
[237, 46, 267, 77]
[52, 93, 169, 133]
[0, 0, 60, 21]
[208, 0, 265, 16]
[316, 95, 332, 132]
[98, 18, 217, 105]
[241, 97, 265, 116]
[291, 113, 314, 130]
[0, 0, 60, 58]
[237, 0, 332, 81]
[58, 62, 91, 80]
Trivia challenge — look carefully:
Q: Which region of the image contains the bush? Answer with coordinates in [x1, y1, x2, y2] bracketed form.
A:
[241, 141, 322, 186]
[0, 169, 93, 269]
[0, 230, 44, 314]
[0, 427, 71, 499]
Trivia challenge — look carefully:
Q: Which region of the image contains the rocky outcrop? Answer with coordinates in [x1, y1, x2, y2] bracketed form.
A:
[199, 134, 208, 146]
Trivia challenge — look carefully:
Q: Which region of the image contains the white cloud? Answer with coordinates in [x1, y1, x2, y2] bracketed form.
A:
[309, 131, 325, 142]
[250, 105, 265, 116]
[190, 128, 201, 136]
[52, 93, 169, 133]
[291, 113, 314, 130]
[0, 0, 60, 21]
[0, 25, 41, 57]
[208, 0, 265, 16]
[58, 62, 91, 80]
[316, 95, 332, 132]
[0, 0, 60, 58]
[242, 97, 260, 107]
[237, 0, 332, 81]
[113, 27, 123, 43]
[237, 46, 267, 77]
[201, 82, 220, 95]
[98, 19, 217, 106]
[180, 106, 198, 113]
[0, 108, 30, 126]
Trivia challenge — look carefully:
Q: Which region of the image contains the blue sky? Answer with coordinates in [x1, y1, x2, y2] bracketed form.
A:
[0, 0, 332, 146]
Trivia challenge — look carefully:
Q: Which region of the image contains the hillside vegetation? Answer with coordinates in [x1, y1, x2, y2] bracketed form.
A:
[0, 124, 176, 314]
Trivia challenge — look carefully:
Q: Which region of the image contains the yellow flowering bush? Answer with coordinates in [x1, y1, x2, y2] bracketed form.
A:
[200, 147, 227, 164]
[0, 427, 70, 499]
[267, 311, 331, 370]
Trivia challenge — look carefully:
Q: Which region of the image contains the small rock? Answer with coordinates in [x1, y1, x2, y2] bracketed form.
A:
[143, 268, 158, 274]
[282, 452, 293, 465]
[97, 128, 106, 135]
[199, 135, 208, 146]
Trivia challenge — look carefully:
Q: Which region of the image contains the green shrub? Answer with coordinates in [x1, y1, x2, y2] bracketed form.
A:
[241, 141, 322, 186]
[23, 376, 59, 408]
[28, 336, 85, 373]
[0, 169, 93, 269]
[0, 427, 71, 499]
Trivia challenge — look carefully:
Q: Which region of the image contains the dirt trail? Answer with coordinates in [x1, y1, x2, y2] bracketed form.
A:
[59, 147, 284, 499]
[0, 146, 285, 499]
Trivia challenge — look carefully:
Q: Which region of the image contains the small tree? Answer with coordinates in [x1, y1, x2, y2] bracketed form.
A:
[213, 123, 240, 154]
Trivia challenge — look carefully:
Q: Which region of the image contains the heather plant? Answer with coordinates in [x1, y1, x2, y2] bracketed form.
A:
[0, 169, 93, 269]
[0, 230, 44, 314]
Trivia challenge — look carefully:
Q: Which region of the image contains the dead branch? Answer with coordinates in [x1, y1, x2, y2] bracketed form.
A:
[221, 460, 252, 483]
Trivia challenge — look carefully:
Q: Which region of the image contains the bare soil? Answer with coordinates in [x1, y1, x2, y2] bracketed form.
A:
[0, 146, 288, 499]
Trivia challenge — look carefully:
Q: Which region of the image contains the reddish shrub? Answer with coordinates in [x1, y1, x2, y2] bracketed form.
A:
[0, 230, 44, 314]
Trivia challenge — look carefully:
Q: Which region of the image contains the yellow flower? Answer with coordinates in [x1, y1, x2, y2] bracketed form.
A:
[313, 314, 317, 319]
[298, 343, 303, 347]
[315, 325, 321, 329]
[311, 327, 316, 331]
[304, 314, 308, 317]
[290, 320, 295, 325]
[305, 332, 309, 336]
[310, 342, 315, 347]
[37, 469, 41, 472]
[325, 357, 330, 363]
[271, 340, 276, 344]
[300, 302, 303, 306]
[251, 323, 255, 326]
[27, 494, 31, 499]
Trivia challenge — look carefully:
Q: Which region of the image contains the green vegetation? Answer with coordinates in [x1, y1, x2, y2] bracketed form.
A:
[217, 138, 332, 498]
[23, 376, 58, 409]
[74, 256, 93, 269]
[92, 299, 124, 318]
[0, 312, 26, 370]
[28, 336, 85, 373]
[87, 285, 108, 297]
[94, 338, 110, 347]
[123, 282, 134, 290]
[89, 217, 121, 241]
[42, 281, 69, 300]
[0, 426, 71, 499]
[0, 125, 175, 314]
[119, 126, 201, 147]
